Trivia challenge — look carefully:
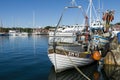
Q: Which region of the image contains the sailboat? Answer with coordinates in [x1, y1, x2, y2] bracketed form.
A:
[48, 0, 94, 72]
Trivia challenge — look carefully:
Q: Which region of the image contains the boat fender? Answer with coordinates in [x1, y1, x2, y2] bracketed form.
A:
[92, 51, 101, 61]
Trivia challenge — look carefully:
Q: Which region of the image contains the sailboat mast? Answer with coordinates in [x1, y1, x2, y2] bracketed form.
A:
[90, 0, 92, 27]
[98, 0, 100, 20]
[0, 19, 3, 32]
[33, 11, 35, 28]
[32, 11, 36, 34]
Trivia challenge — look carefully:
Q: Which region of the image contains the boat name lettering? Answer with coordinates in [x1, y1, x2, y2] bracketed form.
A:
[68, 52, 79, 57]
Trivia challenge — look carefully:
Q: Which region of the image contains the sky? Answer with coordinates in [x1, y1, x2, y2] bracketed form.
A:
[0, 0, 120, 28]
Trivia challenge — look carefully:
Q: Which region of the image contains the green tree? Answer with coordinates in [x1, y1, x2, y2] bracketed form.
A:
[44, 26, 54, 30]
[115, 22, 120, 25]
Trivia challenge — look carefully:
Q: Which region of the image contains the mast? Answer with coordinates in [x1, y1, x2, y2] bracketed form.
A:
[98, 0, 100, 20]
[87, 0, 98, 27]
[33, 11, 35, 29]
[33, 11, 36, 55]
[90, 0, 92, 27]
[97, 0, 101, 20]
[0, 19, 3, 32]
[32, 11, 36, 33]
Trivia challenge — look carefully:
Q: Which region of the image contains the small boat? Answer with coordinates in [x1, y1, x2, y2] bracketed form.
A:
[0, 32, 9, 36]
[19, 32, 28, 36]
[0, 32, 4, 36]
[90, 19, 104, 30]
[48, 0, 94, 72]
[9, 30, 20, 36]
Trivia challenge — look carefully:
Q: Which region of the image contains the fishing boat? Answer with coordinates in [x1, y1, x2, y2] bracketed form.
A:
[86, 0, 115, 58]
[91, 9, 115, 61]
[48, 0, 95, 72]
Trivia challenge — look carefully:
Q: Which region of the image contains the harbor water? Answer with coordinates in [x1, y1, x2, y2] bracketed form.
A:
[0, 35, 51, 80]
[0, 35, 120, 80]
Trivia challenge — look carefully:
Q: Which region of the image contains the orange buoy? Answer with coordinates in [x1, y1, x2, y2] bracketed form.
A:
[92, 51, 101, 61]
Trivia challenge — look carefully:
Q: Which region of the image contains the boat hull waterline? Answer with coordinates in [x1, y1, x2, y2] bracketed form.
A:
[48, 53, 94, 72]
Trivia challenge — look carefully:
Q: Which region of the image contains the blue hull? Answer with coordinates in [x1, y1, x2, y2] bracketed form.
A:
[0, 33, 9, 36]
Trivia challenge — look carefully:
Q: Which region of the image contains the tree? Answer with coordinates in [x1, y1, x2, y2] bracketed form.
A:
[115, 22, 120, 25]
[44, 26, 54, 30]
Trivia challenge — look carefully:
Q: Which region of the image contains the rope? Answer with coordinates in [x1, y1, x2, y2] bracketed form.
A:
[63, 50, 91, 80]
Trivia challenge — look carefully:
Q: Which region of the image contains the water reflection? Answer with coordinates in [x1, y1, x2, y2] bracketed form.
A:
[1, 36, 120, 80]
[49, 62, 120, 80]
[104, 65, 120, 80]
[49, 62, 99, 80]
[0, 35, 51, 80]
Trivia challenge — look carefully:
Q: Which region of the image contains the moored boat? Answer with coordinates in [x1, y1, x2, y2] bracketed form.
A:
[48, 47, 93, 72]
[0, 32, 4, 36]
[9, 30, 20, 36]
[48, 0, 95, 72]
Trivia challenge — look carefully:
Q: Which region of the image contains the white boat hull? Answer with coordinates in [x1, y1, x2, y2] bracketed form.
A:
[9, 33, 19, 36]
[48, 53, 94, 72]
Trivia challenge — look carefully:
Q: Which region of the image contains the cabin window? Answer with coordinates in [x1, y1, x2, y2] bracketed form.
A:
[93, 24, 96, 26]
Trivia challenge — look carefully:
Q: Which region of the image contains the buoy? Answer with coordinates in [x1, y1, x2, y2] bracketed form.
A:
[92, 51, 101, 60]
